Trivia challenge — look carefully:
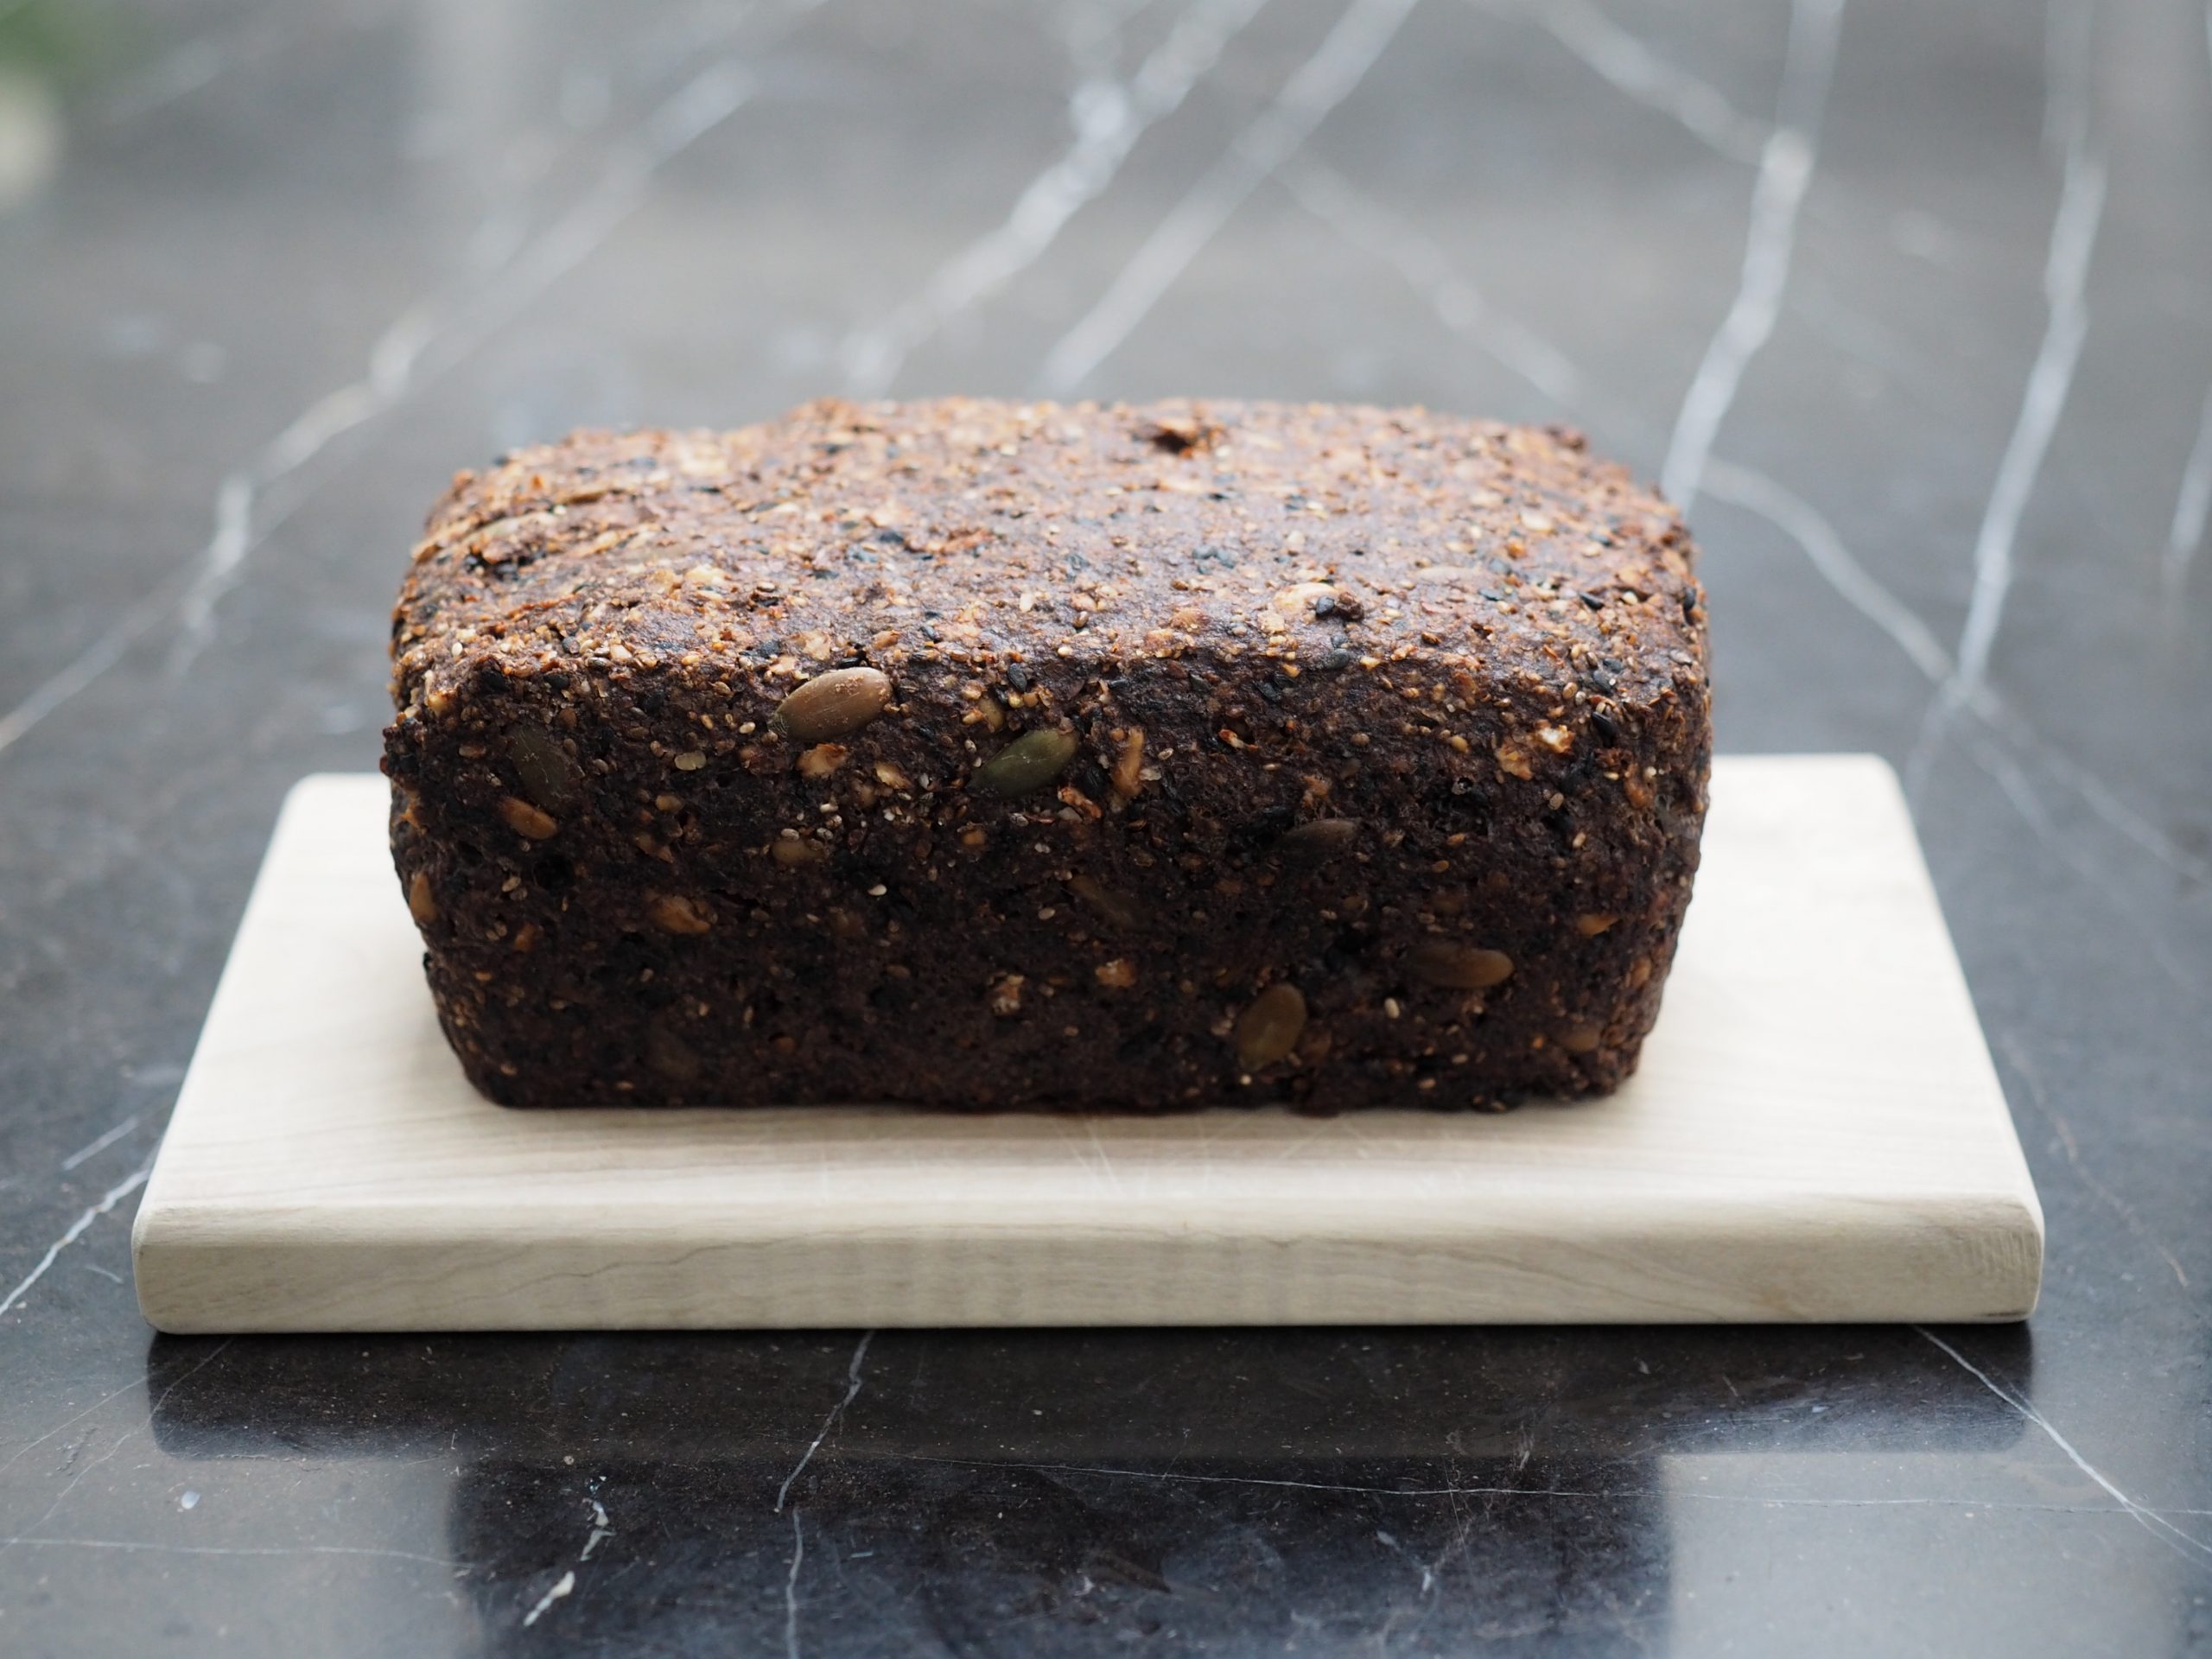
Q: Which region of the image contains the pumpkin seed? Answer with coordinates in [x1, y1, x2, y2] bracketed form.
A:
[1070, 874, 1145, 932]
[1276, 818, 1358, 863]
[1406, 940, 1513, 990]
[1235, 982, 1307, 1071]
[644, 1018, 703, 1084]
[508, 722, 580, 810]
[772, 666, 892, 743]
[975, 726, 1078, 797]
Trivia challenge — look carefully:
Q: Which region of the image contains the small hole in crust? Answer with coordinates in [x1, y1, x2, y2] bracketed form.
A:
[1139, 416, 1222, 454]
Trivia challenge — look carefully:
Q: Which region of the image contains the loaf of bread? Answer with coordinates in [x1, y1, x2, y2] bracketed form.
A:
[384, 398, 1709, 1109]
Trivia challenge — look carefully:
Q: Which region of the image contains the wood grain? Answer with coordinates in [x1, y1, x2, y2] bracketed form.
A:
[131, 755, 2042, 1332]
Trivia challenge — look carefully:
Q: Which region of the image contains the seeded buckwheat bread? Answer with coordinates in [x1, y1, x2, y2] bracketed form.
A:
[383, 397, 1709, 1109]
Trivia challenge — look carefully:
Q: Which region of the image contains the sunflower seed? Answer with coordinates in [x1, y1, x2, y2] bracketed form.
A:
[646, 893, 713, 935]
[497, 796, 558, 840]
[797, 742, 849, 779]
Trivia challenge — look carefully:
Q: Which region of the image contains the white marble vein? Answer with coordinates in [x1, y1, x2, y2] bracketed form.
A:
[784, 1510, 808, 1659]
[1039, 0, 1422, 392]
[1484, 0, 1767, 165]
[1704, 453, 2205, 925]
[579, 1493, 614, 1561]
[0, 7, 823, 765]
[0, 1372, 170, 1484]
[1700, 460, 1953, 683]
[2163, 384, 2212, 598]
[842, 0, 1274, 396]
[0, 1339, 233, 1573]
[1985, 700, 2212, 891]
[1955, 720, 2202, 994]
[0, 1155, 154, 1320]
[1910, 137, 2106, 792]
[1720, 454, 2209, 950]
[1702, 455, 2209, 893]
[0, 1535, 469, 1568]
[897, 1454, 2212, 1521]
[1915, 1328, 2212, 1567]
[1373, 1527, 1436, 1594]
[521, 1567, 575, 1626]
[168, 49, 778, 677]
[775, 1331, 875, 1513]
[1995, 1029, 2190, 1290]
[56, 1116, 141, 1174]
[1659, 0, 1845, 511]
[1274, 161, 1584, 406]
[1947, 135, 2106, 700]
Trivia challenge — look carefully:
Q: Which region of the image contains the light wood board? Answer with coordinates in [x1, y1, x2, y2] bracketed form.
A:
[131, 755, 2042, 1332]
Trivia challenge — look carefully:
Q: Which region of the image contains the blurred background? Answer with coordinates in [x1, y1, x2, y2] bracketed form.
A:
[1, 0, 2209, 1653]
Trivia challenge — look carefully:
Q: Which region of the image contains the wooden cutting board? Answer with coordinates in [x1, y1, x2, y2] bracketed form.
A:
[131, 755, 2042, 1332]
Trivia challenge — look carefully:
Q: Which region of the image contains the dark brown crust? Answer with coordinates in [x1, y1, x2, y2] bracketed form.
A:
[382, 398, 1710, 1110]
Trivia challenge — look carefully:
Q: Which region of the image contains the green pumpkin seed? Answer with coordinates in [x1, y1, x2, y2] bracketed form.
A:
[1070, 874, 1145, 932]
[1235, 982, 1307, 1071]
[508, 722, 580, 810]
[643, 1018, 703, 1084]
[1276, 818, 1358, 863]
[975, 727, 1078, 798]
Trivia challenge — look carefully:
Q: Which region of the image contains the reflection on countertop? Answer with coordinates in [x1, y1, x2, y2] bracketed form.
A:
[1, 0, 2208, 1653]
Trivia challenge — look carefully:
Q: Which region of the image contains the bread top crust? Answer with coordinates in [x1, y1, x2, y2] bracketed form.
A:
[391, 397, 1704, 724]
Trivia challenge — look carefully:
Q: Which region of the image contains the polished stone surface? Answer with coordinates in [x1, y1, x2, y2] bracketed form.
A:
[2, 0, 2209, 1651]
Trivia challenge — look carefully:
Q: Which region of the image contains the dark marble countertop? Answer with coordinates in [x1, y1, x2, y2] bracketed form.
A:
[3, 0, 2209, 1652]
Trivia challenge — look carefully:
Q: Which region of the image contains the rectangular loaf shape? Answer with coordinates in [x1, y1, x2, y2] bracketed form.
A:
[383, 398, 1710, 1109]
